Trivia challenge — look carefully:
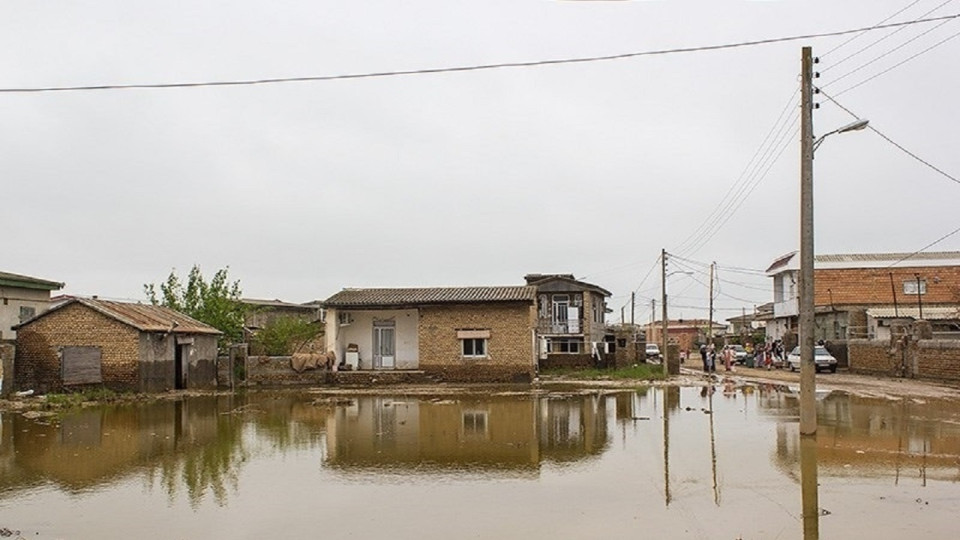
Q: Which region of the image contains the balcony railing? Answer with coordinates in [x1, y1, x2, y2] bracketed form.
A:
[537, 318, 584, 334]
[773, 298, 799, 318]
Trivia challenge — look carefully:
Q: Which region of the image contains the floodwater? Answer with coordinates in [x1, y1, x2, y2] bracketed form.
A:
[2, 385, 959, 540]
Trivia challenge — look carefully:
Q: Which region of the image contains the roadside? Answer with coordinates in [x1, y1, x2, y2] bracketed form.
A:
[3, 365, 960, 412]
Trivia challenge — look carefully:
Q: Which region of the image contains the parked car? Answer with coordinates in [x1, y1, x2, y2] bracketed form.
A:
[730, 344, 748, 364]
[645, 343, 662, 361]
[786, 346, 838, 373]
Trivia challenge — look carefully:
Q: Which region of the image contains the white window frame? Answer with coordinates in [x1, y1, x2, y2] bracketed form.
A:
[461, 338, 488, 358]
[903, 280, 927, 295]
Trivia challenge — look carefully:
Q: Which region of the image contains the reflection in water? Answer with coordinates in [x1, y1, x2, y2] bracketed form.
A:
[800, 434, 819, 540]
[3, 386, 960, 539]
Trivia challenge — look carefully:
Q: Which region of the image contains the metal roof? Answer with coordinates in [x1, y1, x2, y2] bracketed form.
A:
[866, 306, 959, 320]
[768, 251, 960, 275]
[0, 270, 64, 291]
[523, 274, 612, 297]
[241, 298, 317, 309]
[321, 286, 537, 308]
[18, 297, 222, 335]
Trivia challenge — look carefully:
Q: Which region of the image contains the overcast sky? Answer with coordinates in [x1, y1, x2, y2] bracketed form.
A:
[3, 0, 958, 323]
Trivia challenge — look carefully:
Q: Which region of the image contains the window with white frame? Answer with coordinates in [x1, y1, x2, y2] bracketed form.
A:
[462, 338, 487, 358]
[903, 280, 927, 295]
[457, 329, 491, 359]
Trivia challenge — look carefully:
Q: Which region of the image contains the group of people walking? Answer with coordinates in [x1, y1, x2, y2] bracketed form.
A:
[698, 339, 786, 373]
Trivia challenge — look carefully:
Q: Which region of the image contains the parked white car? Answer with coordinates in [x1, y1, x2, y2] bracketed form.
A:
[645, 343, 662, 361]
[786, 346, 838, 373]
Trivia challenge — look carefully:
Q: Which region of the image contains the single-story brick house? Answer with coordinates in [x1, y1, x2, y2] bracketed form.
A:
[321, 286, 537, 382]
[14, 297, 221, 393]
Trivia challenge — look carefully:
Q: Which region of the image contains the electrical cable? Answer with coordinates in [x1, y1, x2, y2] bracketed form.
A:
[821, 0, 926, 57]
[819, 90, 960, 186]
[884, 224, 960, 268]
[2, 14, 959, 94]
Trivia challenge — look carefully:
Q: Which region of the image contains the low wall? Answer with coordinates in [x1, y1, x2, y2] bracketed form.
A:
[538, 353, 595, 371]
[240, 355, 328, 387]
[424, 364, 533, 383]
[849, 338, 960, 382]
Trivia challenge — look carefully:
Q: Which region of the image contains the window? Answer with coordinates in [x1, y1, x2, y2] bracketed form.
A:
[461, 410, 489, 439]
[19, 306, 36, 323]
[547, 338, 581, 354]
[462, 338, 487, 358]
[903, 280, 927, 295]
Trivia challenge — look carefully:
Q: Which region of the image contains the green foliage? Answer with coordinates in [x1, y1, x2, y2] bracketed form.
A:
[44, 387, 120, 408]
[144, 265, 246, 347]
[253, 316, 322, 356]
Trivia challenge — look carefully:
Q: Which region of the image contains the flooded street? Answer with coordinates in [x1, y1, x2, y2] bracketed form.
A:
[2, 384, 960, 539]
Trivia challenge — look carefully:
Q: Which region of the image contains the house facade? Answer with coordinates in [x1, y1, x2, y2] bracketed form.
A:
[0, 271, 63, 341]
[766, 251, 960, 343]
[14, 298, 220, 393]
[321, 286, 537, 383]
[524, 274, 611, 367]
[646, 319, 726, 354]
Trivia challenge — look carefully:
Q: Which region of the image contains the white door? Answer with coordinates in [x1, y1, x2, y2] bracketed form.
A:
[373, 323, 396, 369]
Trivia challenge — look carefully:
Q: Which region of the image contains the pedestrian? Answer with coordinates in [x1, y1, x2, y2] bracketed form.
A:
[708, 343, 717, 372]
[700, 343, 709, 373]
[723, 345, 733, 371]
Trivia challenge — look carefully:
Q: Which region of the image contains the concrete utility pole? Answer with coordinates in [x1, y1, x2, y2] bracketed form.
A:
[708, 262, 715, 346]
[915, 273, 924, 319]
[661, 249, 675, 375]
[799, 46, 817, 436]
[631, 292, 636, 326]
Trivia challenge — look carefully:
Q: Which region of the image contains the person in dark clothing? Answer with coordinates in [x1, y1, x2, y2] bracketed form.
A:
[699, 344, 709, 373]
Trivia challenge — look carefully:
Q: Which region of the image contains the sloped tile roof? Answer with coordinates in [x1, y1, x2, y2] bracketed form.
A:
[866, 306, 959, 320]
[322, 286, 537, 308]
[19, 297, 221, 335]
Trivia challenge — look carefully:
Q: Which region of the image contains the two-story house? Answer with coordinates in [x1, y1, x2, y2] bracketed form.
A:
[766, 251, 960, 343]
[524, 274, 611, 368]
[0, 270, 64, 341]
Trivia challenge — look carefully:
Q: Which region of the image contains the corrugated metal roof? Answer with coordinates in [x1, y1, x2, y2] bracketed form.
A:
[241, 298, 316, 309]
[322, 286, 537, 308]
[816, 251, 960, 263]
[866, 306, 960, 320]
[0, 270, 64, 290]
[18, 298, 222, 335]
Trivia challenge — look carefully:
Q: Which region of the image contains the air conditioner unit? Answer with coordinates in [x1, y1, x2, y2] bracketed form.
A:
[338, 312, 353, 326]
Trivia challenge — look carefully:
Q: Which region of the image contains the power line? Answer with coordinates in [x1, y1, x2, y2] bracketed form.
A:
[831, 25, 960, 96]
[885, 224, 960, 268]
[2, 14, 960, 94]
[819, 90, 960, 186]
[820, 0, 926, 57]
[822, 0, 953, 72]
[824, 11, 958, 88]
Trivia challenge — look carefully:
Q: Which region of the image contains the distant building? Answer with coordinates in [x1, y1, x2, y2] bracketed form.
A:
[725, 302, 771, 340]
[766, 251, 960, 342]
[15, 298, 220, 393]
[646, 319, 725, 353]
[240, 298, 322, 331]
[0, 271, 63, 341]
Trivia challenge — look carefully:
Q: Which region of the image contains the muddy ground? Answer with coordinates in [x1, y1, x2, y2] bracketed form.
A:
[2, 367, 959, 411]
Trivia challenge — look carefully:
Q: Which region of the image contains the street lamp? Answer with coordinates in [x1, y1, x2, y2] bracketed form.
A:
[661, 267, 694, 374]
[799, 47, 868, 436]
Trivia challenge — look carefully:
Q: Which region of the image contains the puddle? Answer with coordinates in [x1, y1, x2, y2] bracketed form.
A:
[1, 385, 959, 539]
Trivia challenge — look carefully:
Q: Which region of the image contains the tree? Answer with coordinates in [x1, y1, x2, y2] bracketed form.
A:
[144, 265, 246, 347]
[252, 316, 323, 356]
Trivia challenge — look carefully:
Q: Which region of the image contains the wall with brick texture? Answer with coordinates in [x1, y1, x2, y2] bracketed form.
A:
[815, 266, 960, 307]
[849, 338, 960, 382]
[15, 302, 140, 393]
[418, 303, 535, 383]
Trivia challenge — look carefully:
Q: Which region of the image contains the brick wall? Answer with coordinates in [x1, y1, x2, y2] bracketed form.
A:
[418, 302, 535, 383]
[849, 338, 960, 382]
[15, 303, 140, 393]
[815, 266, 960, 306]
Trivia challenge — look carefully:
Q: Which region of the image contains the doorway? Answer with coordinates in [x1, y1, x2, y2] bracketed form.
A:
[373, 321, 396, 369]
[174, 344, 188, 389]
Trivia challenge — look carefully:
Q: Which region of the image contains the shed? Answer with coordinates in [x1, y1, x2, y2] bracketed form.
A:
[14, 298, 221, 393]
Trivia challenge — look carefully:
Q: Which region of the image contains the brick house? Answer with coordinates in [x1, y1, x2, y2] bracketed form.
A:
[524, 274, 611, 369]
[321, 286, 537, 382]
[646, 319, 726, 356]
[0, 270, 64, 341]
[14, 298, 221, 393]
[766, 251, 960, 343]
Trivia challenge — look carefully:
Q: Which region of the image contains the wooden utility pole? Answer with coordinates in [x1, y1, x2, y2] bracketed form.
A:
[631, 292, 635, 326]
[799, 46, 817, 437]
